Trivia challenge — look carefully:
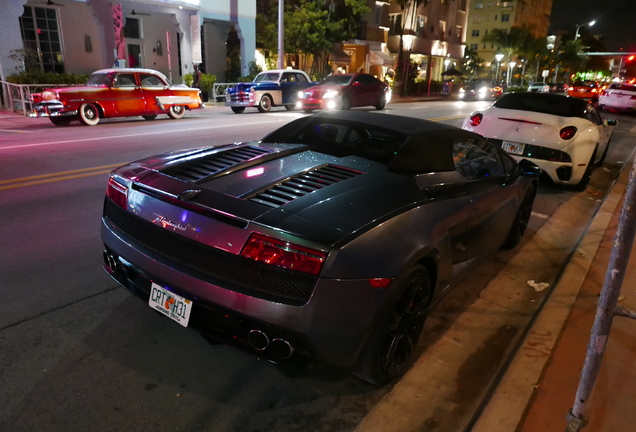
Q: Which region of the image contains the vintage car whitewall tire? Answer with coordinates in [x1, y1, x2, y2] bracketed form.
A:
[257, 95, 272, 113]
[142, 115, 157, 121]
[79, 103, 100, 126]
[168, 105, 186, 119]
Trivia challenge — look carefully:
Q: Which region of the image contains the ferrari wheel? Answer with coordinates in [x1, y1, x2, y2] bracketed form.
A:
[574, 150, 597, 191]
[168, 105, 186, 119]
[355, 266, 431, 385]
[257, 95, 272, 113]
[231, 107, 246, 114]
[502, 185, 536, 250]
[375, 95, 386, 110]
[79, 103, 99, 126]
[49, 117, 72, 126]
[142, 114, 157, 121]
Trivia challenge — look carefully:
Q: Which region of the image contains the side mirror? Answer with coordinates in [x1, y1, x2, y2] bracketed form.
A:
[518, 158, 541, 177]
[606, 118, 618, 126]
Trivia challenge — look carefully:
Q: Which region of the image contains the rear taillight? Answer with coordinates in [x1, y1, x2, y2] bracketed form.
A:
[559, 126, 577, 140]
[240, 233, 327, 275]
[106, 176, 128, 209]
[568, 87, 574, 91]
[591, 88, 597, 93]
[469, 113, 483, 126]
[631, 96, 636, 100]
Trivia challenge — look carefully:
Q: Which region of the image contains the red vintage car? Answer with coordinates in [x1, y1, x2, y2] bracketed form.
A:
[297, 73, 391, 113]
[31, 68, 203, 126]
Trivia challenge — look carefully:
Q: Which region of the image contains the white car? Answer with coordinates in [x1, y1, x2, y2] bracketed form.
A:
[462, 93, 617, 190]
[527, 82, 550, 93]
[599, 83, 636, 112]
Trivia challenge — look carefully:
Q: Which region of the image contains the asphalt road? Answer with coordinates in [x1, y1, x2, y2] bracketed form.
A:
[0, 101, 634, 432]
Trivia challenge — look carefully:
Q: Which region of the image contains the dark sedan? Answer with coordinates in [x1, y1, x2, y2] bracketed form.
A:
[101, 112, 539, 385]
[297, 73, 390, 112]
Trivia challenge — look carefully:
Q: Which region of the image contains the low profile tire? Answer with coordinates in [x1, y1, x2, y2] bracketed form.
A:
[78, 103, 99, 126]
[257, 95, 272, 113]
[340, 96, 351, 111]
[598, 139, 611, 165]
[375, 95, 387, 110]
[355, 266, 432, 386]
[285, 105, 295, 111]
[142, 114, 157, 121]
[303, 108, 315, 114]
[49, 117, 72, 126]
[502, 185, 536, 250]
[231, 107, 246, 114]
[574, 150, 597, 192]
[168, 105, 186, 119]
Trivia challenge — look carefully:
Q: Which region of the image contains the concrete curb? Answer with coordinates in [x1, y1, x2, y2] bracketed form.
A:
[470, 162, 632, 432]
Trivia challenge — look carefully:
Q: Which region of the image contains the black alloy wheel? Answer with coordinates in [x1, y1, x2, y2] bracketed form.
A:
[355, 266, 432, 385]
[574, 149, 597, 191]
[257, 95, 272, 112]
[502, 185, 536, 249]
[49, 117, 72, 126]
[231, 107, 245, 114]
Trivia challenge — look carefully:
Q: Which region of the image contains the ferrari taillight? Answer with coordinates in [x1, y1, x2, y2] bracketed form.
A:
[469, 113, 483, 126]
[240, 233, 326, 275]
[559, 126, 577, 140]
[106, 176, 128, 209]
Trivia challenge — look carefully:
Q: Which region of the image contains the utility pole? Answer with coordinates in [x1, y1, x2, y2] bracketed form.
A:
[278, 0, 284, 69]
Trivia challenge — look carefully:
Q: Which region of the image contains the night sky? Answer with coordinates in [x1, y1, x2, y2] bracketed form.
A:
[550, 0, 636, 51]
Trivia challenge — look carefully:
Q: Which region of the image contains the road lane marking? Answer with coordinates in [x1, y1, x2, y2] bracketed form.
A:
[0, 129, 31, 134]
[531, 211, 549, 219]
[0, 120, 279, 151]
[0, 169, 113, 191]
[0, 163, 123, 186]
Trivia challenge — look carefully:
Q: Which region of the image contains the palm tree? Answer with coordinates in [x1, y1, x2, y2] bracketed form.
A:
[557, 39, 587, 75]
[390, 0, 426, 95]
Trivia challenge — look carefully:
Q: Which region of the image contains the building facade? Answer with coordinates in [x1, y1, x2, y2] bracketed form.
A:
[466, 0, 552, 65]
[0, 0, 255, 84]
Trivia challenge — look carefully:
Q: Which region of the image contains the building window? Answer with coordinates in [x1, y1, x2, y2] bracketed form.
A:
[471, 29, 480, 37]
[494, 14, 498, 21]
[485, 29, 489, 34]
[501, 14, 510, 22]
[475, 2, 484, 8]
[484, 43, 487, 49]
[470, 43, 478, 51]
[177, 32, 182, 76]
[200, 25, 206, 73]
[458, 0, 467, 10]
[416, 15, 427, 34]
[473, 15, 482, 23]
[19, 6, 65, 73]
[374, 4, 382, 25]
[389, 13, 402, 35]
[124, 17, 141, 39]
[439, 20, 446, 39]
[456, 25, 463, 39]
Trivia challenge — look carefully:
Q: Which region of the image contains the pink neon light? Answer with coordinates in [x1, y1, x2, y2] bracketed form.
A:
[246, 167, 264, 177]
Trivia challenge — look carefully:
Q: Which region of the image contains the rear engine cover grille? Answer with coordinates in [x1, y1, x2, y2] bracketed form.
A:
[162, 146, 271, 183]
[103, 199, 317, 304]
[248, 165, 364, 208]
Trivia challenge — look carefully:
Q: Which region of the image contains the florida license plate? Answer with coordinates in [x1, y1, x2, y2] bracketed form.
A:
[149, 282, 192, 327]
[502, 141, 525, 155]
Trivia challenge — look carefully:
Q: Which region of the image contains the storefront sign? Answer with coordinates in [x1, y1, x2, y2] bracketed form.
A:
[191, 15, 202, 64]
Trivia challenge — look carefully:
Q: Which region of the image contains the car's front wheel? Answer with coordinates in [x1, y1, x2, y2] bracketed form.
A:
[341, 96, 351, 111]
[375, 94, 386, 110]
[303, 108, 314, 114]
[168, 105, 186, 119]
[355, 266, 432, 385]
[79, 103, 100, 126]
[50, 117, 72, 126]
[285, 105, 295, 111]
[257, 95, 272, 112]
[502, 185, 536, 249]
[142, 114, 157, 121]
[231, 107, 246, 114]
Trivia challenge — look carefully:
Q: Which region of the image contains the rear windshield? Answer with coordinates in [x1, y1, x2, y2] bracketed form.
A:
[573, 81, 597, 88]
[262, 119, 406, 164]
[609, 83, 636, 91]
[493, 93, 586, 118]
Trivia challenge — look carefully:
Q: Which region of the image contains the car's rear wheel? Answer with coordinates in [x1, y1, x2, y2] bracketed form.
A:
[375, 94, 386, 110]
[79, 103, 99, 126]
[355, 266, 432, 385]
[257, 95, 272, 112]
[142, 114, 157, 121]
[285, 105, 295, 111]
[502, 185, 536, 250]
[574, 150, 597, 191]
[231, 107, 245, 114]
[49, 117, 72, 126]
[168, 105, 186, 119]
[341, 96, 351, 111]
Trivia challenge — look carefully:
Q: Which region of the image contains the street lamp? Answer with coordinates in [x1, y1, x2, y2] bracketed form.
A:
[508, 61, 516, 87]
[444, 59, 451, 71]
[495, 53, 504, 81]
[575, 20, 595, 41]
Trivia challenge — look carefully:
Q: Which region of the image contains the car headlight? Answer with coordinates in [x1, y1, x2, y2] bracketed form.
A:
[459, 88, 465, 93]
[298, 91, 305, 99]
[323, 90, 339, 99]
[478, 87, 487, 93]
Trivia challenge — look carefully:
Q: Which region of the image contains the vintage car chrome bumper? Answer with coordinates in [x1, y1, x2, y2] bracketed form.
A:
[30, 101, 77, 118]
[225, 100, 255, 107]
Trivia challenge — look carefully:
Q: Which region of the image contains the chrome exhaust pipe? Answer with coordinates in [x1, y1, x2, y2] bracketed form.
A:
[247, 330, 269, 351]
[270, 338, 294, 359]
[103, 250, 118, 272]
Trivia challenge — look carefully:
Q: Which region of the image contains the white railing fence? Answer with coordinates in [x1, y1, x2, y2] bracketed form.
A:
[212, 83, 238, 103]
[0, 81, 74, 116]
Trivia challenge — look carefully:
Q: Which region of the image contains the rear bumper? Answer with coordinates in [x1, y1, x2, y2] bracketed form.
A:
[101, 217, 386, 370]
[510, 156, 584, 185]
[30, 102, 77, 118]
[599, 97, 636, 110]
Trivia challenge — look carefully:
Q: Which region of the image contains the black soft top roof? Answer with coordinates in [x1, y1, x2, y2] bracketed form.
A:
[262, 111, 481, 173]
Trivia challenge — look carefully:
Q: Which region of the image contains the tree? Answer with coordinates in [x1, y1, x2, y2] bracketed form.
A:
[462, 48, 484, 77]
[390, 0, 426, 95]
[557, 39, 588, 75]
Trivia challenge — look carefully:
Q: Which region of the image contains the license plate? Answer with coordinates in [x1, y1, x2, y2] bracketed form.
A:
[149, 282, 192, 327]
[502, 141, 525, 155]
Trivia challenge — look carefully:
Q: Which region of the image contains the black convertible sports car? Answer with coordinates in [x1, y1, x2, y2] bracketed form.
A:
[101, 111, 539, 384]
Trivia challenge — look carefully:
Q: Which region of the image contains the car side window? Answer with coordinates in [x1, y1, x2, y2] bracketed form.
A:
[140, 74, 165, 87]
[281, 73, 296, 83]
[114, 73, 137, 87]
[294, 73, 308, 83]
[359, 74, 376, 85]
[452, 139, 506, 180]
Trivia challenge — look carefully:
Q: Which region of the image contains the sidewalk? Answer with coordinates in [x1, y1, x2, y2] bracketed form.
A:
[473, 162, 636, 431]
